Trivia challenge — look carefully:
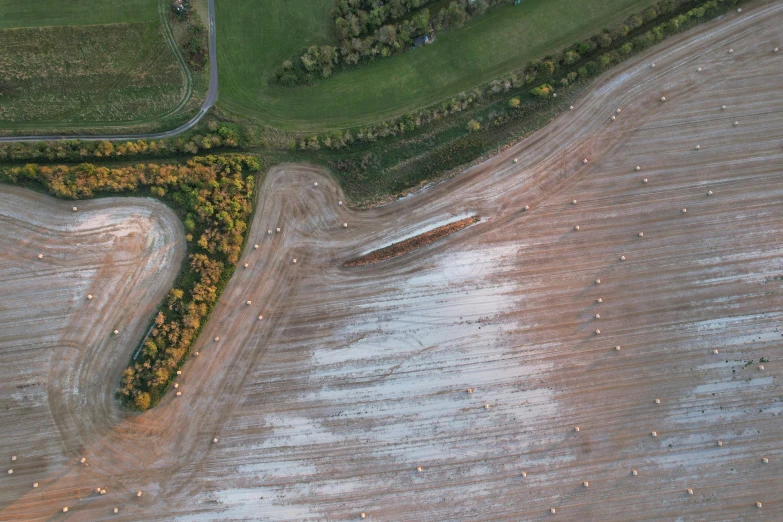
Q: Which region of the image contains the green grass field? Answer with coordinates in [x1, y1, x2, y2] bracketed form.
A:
[216, 0, 651, 131]
[0, 0, 195, 131]
[0, 0, 157, 29]
[0, 22, 185, 125]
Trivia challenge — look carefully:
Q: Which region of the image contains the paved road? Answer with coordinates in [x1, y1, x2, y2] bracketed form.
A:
[0, 0, 218, 143]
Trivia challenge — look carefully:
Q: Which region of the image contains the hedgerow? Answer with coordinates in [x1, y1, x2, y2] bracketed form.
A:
[0, 154, 261, 410]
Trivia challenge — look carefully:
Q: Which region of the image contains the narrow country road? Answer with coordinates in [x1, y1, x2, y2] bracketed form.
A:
[0, 0, 218, 143]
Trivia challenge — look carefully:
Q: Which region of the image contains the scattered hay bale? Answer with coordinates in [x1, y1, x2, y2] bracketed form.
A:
[615, 346, 621, 351]
[632, 469, 638, 476]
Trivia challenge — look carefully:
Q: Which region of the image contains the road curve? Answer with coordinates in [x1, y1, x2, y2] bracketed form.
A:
[0, 0, 218, 143]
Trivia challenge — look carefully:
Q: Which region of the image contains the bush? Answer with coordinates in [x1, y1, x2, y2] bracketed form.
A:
[466, 119, 481, 132]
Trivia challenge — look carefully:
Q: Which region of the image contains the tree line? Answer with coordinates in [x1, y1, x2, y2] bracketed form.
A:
[275, 0, 507, 86]
[0, 154, 261, 411]
[285, 0, 746, 148]
[0, 122, 241, 163]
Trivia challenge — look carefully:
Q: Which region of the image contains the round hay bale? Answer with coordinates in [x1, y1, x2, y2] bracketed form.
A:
[574, 426, 581, 432]
[595, 279, 601, 284]
[213, 438, 218, 443]
[338, 201, 343, 206]
[734, 121, 739, 126]
[11, 456, 17, 461]
[721, 105, 727, 110]
[756, 502, 762, 508]
[254, 244, 259, 250]
[638, 232, 644, 237]
[728, 48, 734, 54]
[651, 431, 658, 437]
[611, 115, 616, 121]
[687, 488, 694, 495]
[417, 466, 423, 473]
[583, 158, 589, 164]
[597, 298, 603, 303]
[595, 314, 600, 319]
[137, 491, 143, 497]
[174, 383, 179, 389]
[635, 166, 641, 171]
[650, 63, 656, 68]
[616, 108, 622, 114]
[484, 403, 491, 410]
[276, 228, 281, 233]
[660, 96, 666, 102]
[521, 471, 527, 477]
[80, 457, 86, 463]
[550, 508, 557, 514]
[87, 294, 93, 300]
[467, 388, 473, 394]
[247, 300, 252, 305]
[244, 263, 249, 268]
[258, 315, 264, 320]
[176, 391, 182, 397]
[655, 398, 661, 404]
[574, 225, 580, 231]
[194, 351, 199, 356]
[267, 230, 273, 235]
[37, 254, 44, 259]
[620, 255, 626, 261]
[524, 205, 530, 211]
[696, 145, 701, 150]
[100, 489, 106, 495]
[643, 178, 648, 183]
[314, 182, 319, 187]
[572, 199, 578, 205]
[762, 457, 769, 464]
[114, 330, 119, 335]
[759, 365, 765, 370]
[360, 512, 367, 519]
[775, 48, 779, 53]
[737, 7, 741, 12]
[292, 259, 297, 264]
[33, 482, 38, 488]
[569, 106, 574, 110]
[177, 370, 182, 375]
[215, 336, 220, 341]
[513, 158, 519, 163]
[114, 508, 119, 514]
[63, 507, 68, 513]
[7, 469, 12, 474]
[632, 469, 638, 476]
[707, 190, 713, 196]
[697, 67, 702, 72]
[713, 349, 719, 354]
[615, 346, 621, 351]
[72, 207, 78, 212]
[583, 481, 589, 488]
[717, 440, 723, 446]
[343, 223, 348, 228]
[682, 208, 687, 213]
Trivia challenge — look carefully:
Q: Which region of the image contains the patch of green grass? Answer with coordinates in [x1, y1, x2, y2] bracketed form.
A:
[0, 0, 157, 29]
[0, 22, 186, 126]
[217, 0, 650, 131]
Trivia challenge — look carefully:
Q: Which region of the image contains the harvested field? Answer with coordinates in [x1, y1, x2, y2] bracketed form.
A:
[344, 216, 480, 267]
[2, 2, 783, 520]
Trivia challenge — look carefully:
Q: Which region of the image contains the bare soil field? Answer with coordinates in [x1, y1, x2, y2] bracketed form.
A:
[2, 2, 783, 520]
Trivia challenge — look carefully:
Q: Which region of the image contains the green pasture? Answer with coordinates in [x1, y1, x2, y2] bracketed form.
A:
[0, 0, 157, 29]
[216, 0, 651, 131]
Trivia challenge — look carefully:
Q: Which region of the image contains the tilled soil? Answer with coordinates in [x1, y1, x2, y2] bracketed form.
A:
[1, 2, 783, 520]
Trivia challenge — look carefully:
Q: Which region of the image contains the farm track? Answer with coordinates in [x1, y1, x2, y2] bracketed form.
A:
[1, 2, 783, 520]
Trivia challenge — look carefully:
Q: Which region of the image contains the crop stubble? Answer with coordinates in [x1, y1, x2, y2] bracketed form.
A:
[1, 3, 782, 520]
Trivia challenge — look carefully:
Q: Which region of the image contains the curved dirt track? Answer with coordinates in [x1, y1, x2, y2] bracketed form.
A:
[2, 2, 783, 520]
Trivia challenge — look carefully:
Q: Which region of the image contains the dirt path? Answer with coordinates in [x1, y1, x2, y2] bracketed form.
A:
[1, 2, 782, 520]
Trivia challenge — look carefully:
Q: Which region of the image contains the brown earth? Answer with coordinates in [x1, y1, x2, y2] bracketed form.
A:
[1, 2, 783, 520]
[344, 216, 480, 266]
